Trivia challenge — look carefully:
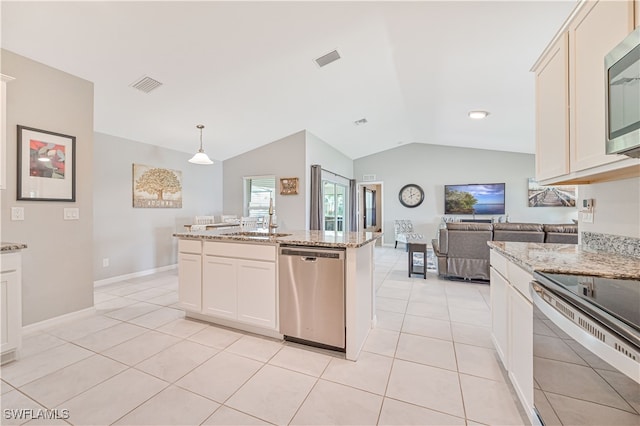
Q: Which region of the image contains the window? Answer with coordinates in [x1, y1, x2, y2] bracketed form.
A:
[244, 176, 275, 219]
[323, 180, 347, 231]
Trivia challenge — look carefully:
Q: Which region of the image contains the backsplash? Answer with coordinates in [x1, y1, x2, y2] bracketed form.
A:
[582, 232, 640, 258]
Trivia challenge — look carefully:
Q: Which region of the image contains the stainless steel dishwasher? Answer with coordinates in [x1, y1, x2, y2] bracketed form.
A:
[279, 245, 345, 350]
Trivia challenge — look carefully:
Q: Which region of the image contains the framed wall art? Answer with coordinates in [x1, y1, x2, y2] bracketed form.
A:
[132, 163, 183, 208]
[17, 125, 76, 201]
[280, 177, 298, 195]
[528, 178, 577, 207]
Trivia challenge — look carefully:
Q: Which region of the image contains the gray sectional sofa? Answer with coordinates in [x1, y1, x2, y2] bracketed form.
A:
[432, 222, 578, 281]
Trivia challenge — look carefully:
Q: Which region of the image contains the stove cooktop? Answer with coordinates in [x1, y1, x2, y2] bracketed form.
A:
[534, 272, 640, 332]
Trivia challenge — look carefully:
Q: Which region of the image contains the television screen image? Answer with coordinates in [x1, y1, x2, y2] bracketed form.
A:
[445, 183, 505, 215]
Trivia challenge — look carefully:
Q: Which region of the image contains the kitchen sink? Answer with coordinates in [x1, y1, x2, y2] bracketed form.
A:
[225, 231, 292, 238]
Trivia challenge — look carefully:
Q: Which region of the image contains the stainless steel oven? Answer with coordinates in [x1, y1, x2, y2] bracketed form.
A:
[531, 272, 639, 426]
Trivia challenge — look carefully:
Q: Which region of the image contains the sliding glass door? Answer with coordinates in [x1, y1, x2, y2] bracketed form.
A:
[323, 181, 347, 231]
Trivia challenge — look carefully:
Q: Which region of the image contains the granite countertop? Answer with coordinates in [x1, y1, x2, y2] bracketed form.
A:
[173, 229, 383, 248]
[488, 241, 640, 279]
[1, 242, 28, 253]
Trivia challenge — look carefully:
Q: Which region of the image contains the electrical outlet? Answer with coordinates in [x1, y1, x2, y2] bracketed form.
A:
[64, 208, 79, 220]
[11, 207, 24, 221]
[102, 258, 109, 268]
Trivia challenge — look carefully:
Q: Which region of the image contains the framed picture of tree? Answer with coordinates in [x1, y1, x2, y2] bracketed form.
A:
[132, 164, 182, 208]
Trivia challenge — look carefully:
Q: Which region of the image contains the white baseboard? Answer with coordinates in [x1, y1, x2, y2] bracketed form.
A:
[94, 264, 177, 288]
[22, 307, 96, 335]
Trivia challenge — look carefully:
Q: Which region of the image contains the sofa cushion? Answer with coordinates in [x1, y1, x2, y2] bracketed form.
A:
[544, 224, 577, 234]
[493, 222, 545, 243]
[446, 222, 493, 232]
[493, 223, 544, 232]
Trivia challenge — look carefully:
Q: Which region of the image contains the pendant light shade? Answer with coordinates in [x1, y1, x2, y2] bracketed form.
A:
[188, 124, 213, 165]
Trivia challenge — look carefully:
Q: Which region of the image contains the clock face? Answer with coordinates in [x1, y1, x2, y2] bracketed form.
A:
[399, 184, 424, 208]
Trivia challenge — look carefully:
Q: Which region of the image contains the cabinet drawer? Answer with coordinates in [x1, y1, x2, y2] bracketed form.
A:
[204, 241, 275, 262]
[490, 250, 508, 278]
[507, 261, 533, 302]
[179, 239, 202, 254]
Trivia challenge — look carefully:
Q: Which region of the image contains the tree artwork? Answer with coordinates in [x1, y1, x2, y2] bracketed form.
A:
[135, 168, 181, 200]
[132, 164, 183, 208]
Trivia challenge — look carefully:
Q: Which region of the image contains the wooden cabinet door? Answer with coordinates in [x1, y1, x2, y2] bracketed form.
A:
[509, 286, 534, 421]
[535, 32, 570, 181]
[490, 267, 510, 369]
[236, 259, 277, 330]
[202, 256, 237, 320]
[569, 0, 635, 172]
[178, 253, 202, 312]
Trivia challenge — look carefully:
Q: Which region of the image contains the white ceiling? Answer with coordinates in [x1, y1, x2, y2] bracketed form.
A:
[1, 1, 577, 161]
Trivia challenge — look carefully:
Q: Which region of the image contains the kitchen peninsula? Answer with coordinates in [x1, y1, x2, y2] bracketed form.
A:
[173, 229, 382, 361]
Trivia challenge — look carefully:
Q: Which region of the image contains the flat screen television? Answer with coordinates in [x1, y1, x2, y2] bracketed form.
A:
[444, 183, 505, 215]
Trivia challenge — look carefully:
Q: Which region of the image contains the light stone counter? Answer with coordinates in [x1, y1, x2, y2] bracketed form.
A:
[488, 241, 640, 279]
[173, 229, 382, 248]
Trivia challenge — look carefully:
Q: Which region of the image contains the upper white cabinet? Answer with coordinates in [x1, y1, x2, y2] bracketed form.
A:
[1, 74, 15, 191]
[533, 0, 639, 184]
[535, 33, 570, 181]
[569, 0, 635, 171]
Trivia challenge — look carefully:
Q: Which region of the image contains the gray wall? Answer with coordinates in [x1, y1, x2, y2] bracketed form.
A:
[354, 143, 577, 245]
[93, 132, 222, 281]
[578, 177, 639, 238]
[1, 50, 94, 325]
[223, 131, 307, 231]
[304, 131, 354, 228]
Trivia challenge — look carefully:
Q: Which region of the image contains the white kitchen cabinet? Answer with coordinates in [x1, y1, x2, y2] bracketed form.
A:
[178, 240, 202, 312]
[1, 74, 14, 191]
[535, 33, 570, 181]
[202, 255, 236, 320]
[236, 259, 276, 329]
[532, 0, 639, 185]
[489, 249, 534, 423]
[490, 266, 509, 368]
[1, 252, 22, 365]
[568, 0, 635, 172]
[178, 238, 278, 332]
[509, 284, 533, 420]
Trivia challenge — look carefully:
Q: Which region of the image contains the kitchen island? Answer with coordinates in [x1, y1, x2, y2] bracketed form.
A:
[173, 229, 382, 361]
[487, 241, 639, 424]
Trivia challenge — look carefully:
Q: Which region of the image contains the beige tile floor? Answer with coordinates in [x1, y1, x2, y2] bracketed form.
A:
[0, 247, 528, 425]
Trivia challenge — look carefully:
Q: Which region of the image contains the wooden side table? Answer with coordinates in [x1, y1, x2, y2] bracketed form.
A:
[408, 242, 428, 279]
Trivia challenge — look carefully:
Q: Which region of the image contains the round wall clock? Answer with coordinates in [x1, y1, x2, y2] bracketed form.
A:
[399, 184, 425, 208]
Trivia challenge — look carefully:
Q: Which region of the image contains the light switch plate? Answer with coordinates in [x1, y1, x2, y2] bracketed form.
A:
[582, 211, 594, 223]
[11, 207, 24, 221]
[64, 208, 79, 220]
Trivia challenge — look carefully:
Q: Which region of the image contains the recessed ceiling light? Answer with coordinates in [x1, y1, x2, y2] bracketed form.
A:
[354, 118, 368, 126]
[468, 110, 490, 119]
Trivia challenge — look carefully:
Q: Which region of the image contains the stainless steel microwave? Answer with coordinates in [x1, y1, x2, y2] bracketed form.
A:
[605, 27, 640, 158]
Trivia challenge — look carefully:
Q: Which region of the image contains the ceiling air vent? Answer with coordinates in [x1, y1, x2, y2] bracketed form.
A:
[315, 50, 341, 68]
[130, 76, 163, 93]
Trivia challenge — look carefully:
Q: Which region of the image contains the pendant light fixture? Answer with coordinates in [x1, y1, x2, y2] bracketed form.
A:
[188, 124, 213, 165]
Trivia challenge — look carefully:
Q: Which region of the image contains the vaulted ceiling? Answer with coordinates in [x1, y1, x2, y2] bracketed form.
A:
[1, 1, 576, 161]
